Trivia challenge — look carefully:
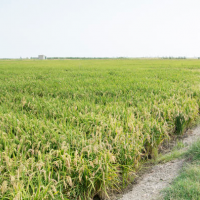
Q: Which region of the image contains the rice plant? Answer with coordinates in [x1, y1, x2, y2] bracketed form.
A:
[0, 59, 200, 199]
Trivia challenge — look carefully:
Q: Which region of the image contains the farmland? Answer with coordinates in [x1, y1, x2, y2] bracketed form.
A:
[0, 59, 200, 199]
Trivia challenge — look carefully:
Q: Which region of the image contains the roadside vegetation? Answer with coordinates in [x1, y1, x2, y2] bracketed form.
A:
[162, 140, 200, 200]
[0, 59, 200, 199]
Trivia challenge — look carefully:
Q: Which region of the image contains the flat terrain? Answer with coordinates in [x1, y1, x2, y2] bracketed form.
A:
[0, 59, 200, 199]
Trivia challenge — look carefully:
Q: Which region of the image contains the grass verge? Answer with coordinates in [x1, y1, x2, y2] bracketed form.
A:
[162, 140, 200, 200]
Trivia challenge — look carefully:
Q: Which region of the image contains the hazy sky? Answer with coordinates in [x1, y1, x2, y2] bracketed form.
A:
[1, 0, 200, 58]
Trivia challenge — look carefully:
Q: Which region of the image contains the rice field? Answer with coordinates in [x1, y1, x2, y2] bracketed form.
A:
[0, 59, 200, 199]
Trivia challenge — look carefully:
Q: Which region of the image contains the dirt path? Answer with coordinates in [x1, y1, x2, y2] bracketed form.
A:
[118, 126, 200, 200]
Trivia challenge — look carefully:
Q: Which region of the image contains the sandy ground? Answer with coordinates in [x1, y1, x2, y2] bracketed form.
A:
[117, 126, 200, 200]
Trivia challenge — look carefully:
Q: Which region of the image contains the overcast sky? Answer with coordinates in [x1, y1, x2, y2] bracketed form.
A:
[1, 0, 200, 58]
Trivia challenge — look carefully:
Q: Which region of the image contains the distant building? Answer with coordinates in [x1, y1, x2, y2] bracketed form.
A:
[38, 55, 46, 60]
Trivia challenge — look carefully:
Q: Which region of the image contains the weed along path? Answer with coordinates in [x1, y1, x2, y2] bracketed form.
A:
[117, 126, 200, 200]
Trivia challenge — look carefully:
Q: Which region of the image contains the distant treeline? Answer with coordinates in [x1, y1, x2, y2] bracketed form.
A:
[46, 57, 127, 59]
[1, 57, 200, 60]
[161, 57, 186, 59]
[26, 57, 200, 60]
[43, 56, 191, 60]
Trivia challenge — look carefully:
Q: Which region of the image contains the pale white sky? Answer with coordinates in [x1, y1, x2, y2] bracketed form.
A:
[1, 0, 200, 58]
